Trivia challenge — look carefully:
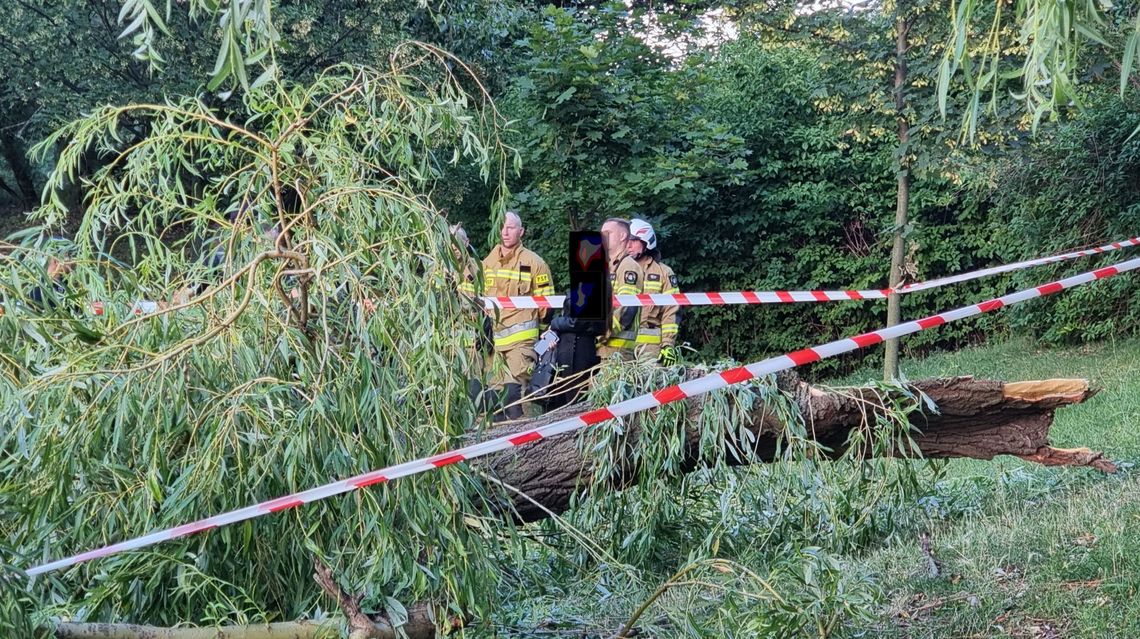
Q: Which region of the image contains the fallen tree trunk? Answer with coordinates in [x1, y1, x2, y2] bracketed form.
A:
[480, 376, 1111, 522]
[58, 376, 1108, 639]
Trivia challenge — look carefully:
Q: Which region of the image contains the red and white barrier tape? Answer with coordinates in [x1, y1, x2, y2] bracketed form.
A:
[24, 255, 1140, 577]
[483, 236, 1140, 309]
[9, 236, 1135, 316]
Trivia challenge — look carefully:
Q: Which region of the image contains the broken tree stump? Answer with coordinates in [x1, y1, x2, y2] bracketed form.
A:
[479, 376, 1108, 523]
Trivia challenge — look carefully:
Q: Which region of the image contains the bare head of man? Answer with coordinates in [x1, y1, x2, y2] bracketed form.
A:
[600, 217, 631, 263]
[500, 211, 524, 251]
[450, 223, 470, 259]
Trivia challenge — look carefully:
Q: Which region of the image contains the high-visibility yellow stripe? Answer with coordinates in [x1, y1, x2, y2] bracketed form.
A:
[661, 323, 679, 334]
[534, 285, 555, 296]
[636, 326, 661, 345]
[494, 328, 539, 346]
[487, 269, 532, 280]
[644, 282, 664, 293]
[493, 320, 539, 347]
[615, 285, 640, 295]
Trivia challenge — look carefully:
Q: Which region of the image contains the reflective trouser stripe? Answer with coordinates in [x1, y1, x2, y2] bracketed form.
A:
[604, 330, 638, 349]
[494, 320, 539, 347]
[636, 327, 662, 344]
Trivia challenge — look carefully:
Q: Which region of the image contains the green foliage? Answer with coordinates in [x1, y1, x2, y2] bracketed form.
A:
[0, 540, 42, 638]
[0, 48, 516, 628]
[479, 3, 751, 277]
[983, 87, 1140, 344]
[486, 5, 1050, 375]
[938, 0, 1140, 131]
[0, 0, 526, 215]
[490, 358, 935, 636]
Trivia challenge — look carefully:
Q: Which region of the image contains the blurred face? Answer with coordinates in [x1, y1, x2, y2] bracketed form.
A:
[600, 221, 628, 261]
[501, 214, 524, 250]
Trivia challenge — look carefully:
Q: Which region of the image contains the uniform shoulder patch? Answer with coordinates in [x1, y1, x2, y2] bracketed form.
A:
[647, 273, 661, 281]
[535, 273, 551, 286]
[624, 271, 639, 285]
[669, 274, 678, 286]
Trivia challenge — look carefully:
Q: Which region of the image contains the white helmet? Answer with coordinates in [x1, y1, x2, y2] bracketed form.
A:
[629, 218, 657, 250]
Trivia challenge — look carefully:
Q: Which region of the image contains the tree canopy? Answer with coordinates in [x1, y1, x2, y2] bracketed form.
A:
[4, 0, 1140, 636]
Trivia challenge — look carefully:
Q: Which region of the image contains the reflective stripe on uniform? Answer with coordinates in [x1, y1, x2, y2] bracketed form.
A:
[635, 327, 662, 345]
[487, 269, 533, 283]
[605, 329, 638, 349]
[661, 323, 679, 335]
[494, 319, 540, 347]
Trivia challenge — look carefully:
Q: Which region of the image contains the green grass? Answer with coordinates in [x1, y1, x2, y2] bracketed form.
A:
[836, 337, 1140, 638]
[488, 338, 1140, 638]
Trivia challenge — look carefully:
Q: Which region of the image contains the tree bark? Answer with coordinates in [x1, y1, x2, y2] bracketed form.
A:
[480, 376, 1110, 523]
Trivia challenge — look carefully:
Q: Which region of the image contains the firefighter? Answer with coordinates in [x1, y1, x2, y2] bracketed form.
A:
[628, 219, 681, 365]
[596, 218, 644, 360]
[481, 211, 555, 420]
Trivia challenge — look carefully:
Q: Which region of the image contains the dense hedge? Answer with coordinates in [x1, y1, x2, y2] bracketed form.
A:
[447, 13, 1140, 376]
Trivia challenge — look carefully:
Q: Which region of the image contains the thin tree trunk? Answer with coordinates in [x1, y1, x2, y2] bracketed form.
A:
[884, 9, 911, 381]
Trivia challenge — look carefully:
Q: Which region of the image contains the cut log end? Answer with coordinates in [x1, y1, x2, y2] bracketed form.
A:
[1003, 379, 1096, 404]
[1017, 445, 1117, 474]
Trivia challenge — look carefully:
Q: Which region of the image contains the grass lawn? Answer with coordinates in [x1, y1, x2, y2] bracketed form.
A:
[837, 337, 1140, 637]
[489, 338, 1140, 638]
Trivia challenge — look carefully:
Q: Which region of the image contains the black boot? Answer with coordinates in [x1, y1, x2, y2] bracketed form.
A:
[479, 385, 500, 415]
[494, 383, 524, 422]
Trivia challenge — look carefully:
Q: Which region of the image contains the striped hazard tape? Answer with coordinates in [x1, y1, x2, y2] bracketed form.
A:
[6, 236, 1134, 317]
[483, 236, 1140, 309]
[23, 254, 1140, 577]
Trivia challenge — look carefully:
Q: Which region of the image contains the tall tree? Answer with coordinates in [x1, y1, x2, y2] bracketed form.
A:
[884, 0, 911, 380]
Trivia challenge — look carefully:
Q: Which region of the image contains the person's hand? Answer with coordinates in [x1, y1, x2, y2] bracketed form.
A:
[658, 345, 678, 366]
[46, 258, 73, 279]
